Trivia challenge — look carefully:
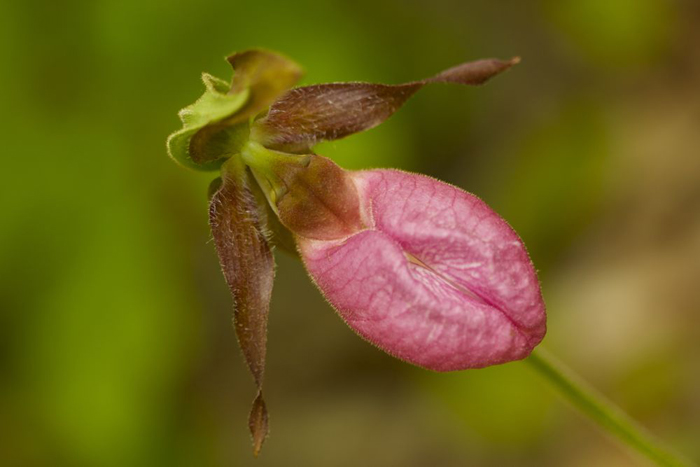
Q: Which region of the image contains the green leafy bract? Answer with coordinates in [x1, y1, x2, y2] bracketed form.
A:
[167, 49, 302, 171]
[167, 74, 249, 171]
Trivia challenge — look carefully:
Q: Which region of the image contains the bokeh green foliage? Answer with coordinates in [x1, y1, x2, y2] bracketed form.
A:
[2, 0, 698, 466]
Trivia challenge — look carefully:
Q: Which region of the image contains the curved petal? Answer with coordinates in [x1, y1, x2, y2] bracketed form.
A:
[252, 57, 518, 153]
[209, 158, 275, 455]
[298, 169, 545, 371]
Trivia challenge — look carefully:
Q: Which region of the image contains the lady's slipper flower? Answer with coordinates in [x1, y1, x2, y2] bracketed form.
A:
[167, 49, 546, 455]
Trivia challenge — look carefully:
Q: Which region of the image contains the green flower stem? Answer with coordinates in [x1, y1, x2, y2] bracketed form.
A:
[527, 348, 694, 467]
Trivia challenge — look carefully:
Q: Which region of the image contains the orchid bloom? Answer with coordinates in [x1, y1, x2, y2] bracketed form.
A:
[167, 49, 546, 455]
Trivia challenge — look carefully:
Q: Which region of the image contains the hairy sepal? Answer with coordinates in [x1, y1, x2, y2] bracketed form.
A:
[209, 157, 275, 455]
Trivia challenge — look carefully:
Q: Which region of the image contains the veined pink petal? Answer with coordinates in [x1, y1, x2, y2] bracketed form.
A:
[298, 169, 546, 371]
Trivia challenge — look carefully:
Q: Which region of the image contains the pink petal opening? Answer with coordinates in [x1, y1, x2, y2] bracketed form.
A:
[298, 169, 546, 371]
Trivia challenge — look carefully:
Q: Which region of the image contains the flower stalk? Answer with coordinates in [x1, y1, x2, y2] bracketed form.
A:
[527, 348, 694, 467]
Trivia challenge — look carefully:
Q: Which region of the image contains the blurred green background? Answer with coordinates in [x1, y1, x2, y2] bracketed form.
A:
[2, 0, 699, 466]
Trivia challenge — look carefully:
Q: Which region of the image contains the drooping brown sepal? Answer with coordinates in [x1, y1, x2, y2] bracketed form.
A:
[251, 57, 519, 153]
[209, 157, 275, 455]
